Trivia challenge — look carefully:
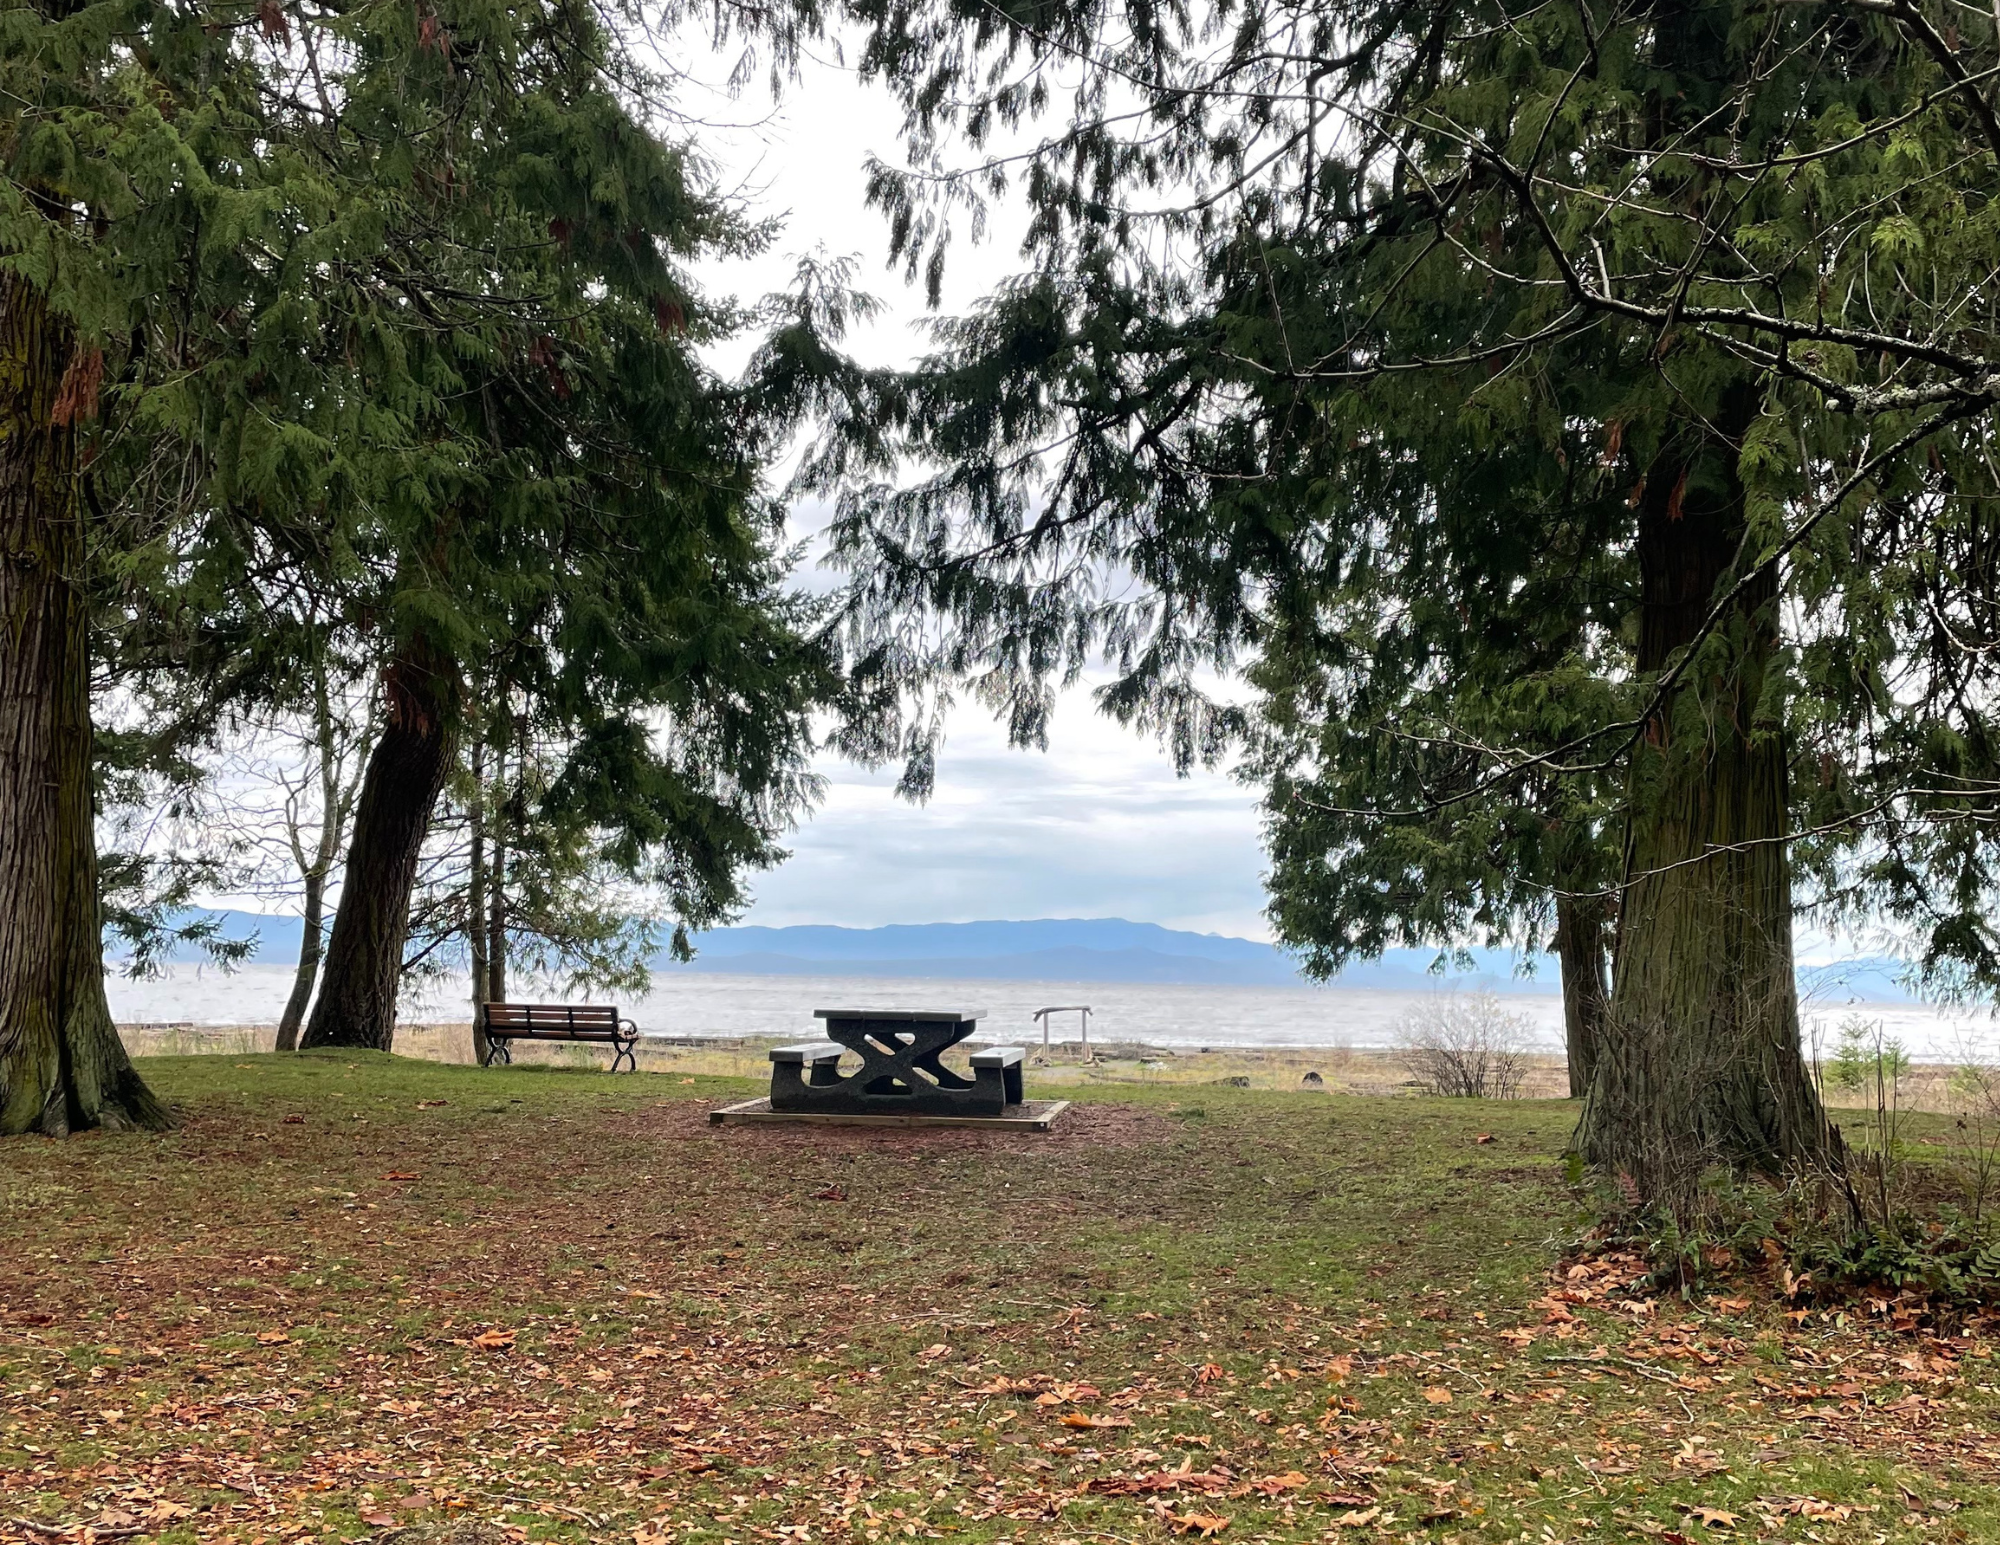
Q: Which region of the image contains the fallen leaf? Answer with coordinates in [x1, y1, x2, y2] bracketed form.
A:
[1474, 1133, 1496, 1145]
[1422, 1385, 1454, 1404]
[282, 1114, 305, 1124]
[813, 1185, 847, 1202]
[381, 1171, 419, 1181]
[416, 1099, 447, 1108]
[1252, 1471, 1309, 1496]
[254, 1329, 290, 1345]
[1687, 1507, 1739, 1529]
[360, 1511, 396, 1528]
[471, 1329, 516, 1350]
[1195, 1362, 1225, 1385]
[1332, 1506, 1382, 1528]
[1164, 1510, 1230, 1536]
[1059, 1411, 1132, 1429]
[967, 1375, 1043, 1396]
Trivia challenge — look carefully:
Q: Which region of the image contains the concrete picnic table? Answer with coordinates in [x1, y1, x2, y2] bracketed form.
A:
[767, 1007, 1025, 1117]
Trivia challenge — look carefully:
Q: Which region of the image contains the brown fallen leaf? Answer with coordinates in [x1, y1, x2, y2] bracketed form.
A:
[381, 1171, 419, 1181]
[813, 1185, 847, 1201]
[471, 1329, 516, 1350]
[1687, 1506, 1739, 1529]
[360, 1511, 396, 1528]
[416, 1099, 447, 1108]
[1059, 1411, 1133, 1429]
[1422, 1385, 1454, 1404]
[1163, 1510, 1230, 1536]
[282, 1114, 305, 1124]
[967, 1375, 1043, 1395]
[1251, 1471, 1309, 1496]
[1474, 1133, 1496, 1145]
[254, 1329, 290, 1345]
[1332, 1506, 1382, 1528]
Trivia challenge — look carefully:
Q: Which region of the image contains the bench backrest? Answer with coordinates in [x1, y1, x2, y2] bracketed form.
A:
[483, 1003, 622, 1035]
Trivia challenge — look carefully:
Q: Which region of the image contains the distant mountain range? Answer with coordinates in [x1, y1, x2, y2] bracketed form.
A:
[125, 910, 1923, 1000]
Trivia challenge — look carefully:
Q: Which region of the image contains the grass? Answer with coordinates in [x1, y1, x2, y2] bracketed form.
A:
[2, 1053, 1996, 1545]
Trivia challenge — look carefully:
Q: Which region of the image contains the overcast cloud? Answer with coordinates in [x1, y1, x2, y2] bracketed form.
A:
[669, 40, 1278, 939]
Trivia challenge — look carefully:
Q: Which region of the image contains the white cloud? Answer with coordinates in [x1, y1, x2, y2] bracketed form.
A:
[745, 683, 1274, 937]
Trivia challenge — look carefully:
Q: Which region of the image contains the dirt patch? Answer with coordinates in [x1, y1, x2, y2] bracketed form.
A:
[631, 1097, 1175, 1152]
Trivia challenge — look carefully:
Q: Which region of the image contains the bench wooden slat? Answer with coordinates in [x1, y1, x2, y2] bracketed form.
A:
[477, 1003, 639, 1071]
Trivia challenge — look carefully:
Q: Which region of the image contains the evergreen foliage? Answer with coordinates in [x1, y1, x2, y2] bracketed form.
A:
[0, 0, 858, 1114]
[813, 0, 2000, 1201]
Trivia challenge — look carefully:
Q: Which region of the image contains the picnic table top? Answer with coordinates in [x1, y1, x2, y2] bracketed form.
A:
[813, 1007, 988, 1023]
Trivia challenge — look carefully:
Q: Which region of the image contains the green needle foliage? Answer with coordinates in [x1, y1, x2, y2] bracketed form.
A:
[809, 0, 2000, 1210]
[0, 0, 859, 1123]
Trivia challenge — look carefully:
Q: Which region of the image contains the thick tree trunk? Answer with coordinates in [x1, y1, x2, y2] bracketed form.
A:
[1578, 407, 1840, 1202]
[300, 644, 458, 1052]
[0, 278, 170, 1134]
[1554, 892, 1609, 1100]
[273, 872, 324, 1052]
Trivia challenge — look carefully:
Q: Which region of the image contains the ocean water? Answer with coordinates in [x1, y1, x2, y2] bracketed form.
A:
[104, 963, 2000, 1061]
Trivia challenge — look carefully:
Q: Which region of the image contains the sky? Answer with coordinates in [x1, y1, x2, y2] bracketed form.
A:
[670, 33, 1280, 939]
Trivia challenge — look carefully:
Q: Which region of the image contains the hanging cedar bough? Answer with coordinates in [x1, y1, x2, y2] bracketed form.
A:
[802, 0, 2000, 1210]
[0, 0, 864, 1122]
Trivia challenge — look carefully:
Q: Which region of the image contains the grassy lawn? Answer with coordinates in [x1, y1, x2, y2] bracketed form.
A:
[2, 1054, 1995, 1545]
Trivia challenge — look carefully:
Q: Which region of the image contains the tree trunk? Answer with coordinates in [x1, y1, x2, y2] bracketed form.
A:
[0, 277, 170, 1135]
[300, 643, 458, 1052]
[1577, 404, 1840, 1204]
[468, 737, 492, 1066]
[273, 871, 324, 1052]
[1554, 891, 1609, 1101]
[487, 730, 508, 1005]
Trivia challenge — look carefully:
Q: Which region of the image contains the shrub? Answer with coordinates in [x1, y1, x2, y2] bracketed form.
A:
[1395, 990, 1530, 1099]
[1824, 1016, 1910, 1092]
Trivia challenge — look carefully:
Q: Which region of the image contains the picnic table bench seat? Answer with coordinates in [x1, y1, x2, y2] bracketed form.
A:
[477, 1003, 639, 1072]
[769, 1038, 1026, 1113]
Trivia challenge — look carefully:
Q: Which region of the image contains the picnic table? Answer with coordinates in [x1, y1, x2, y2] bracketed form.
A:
[768, 1007, 1024, 1117]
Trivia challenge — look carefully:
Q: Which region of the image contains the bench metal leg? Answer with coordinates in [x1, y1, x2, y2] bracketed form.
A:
[489, 1039, 513, 1066]
[610, 1039, 637, 1074]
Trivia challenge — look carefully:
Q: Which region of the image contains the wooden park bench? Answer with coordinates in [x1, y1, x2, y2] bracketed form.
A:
[476, 1003, 640, 1073]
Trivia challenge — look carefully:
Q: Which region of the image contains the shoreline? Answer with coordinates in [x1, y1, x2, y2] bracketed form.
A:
[116, 1019, 1988, 1112]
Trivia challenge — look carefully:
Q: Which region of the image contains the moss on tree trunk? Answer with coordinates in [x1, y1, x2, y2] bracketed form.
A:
[0, 277, 170, 1135]
[1555, 892, 1610, 1101]
[300, 644, 457, 1052]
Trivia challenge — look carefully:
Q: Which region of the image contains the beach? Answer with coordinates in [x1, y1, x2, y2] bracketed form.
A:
[108, 961, 1997, 1060]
